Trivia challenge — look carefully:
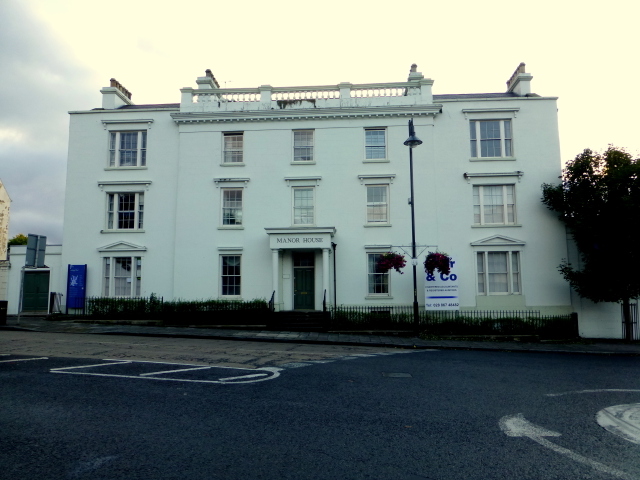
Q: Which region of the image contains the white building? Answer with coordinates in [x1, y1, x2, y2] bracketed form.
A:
[16, 63, 621, 332]
[0, 179, 10, 300]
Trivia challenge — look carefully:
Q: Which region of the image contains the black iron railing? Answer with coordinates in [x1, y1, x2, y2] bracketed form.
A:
[268, 291, 275, 313]
[84, 295, 270, 326]
[330, 305, 578, 338]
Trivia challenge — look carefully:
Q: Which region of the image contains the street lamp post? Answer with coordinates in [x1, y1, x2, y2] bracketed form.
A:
[404, 118, 423, 333]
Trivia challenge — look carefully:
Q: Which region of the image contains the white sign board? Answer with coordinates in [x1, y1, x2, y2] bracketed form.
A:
[424, 256, 460, 310]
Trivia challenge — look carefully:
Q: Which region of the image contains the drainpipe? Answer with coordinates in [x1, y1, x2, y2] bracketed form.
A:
[331, 242, 337, 307]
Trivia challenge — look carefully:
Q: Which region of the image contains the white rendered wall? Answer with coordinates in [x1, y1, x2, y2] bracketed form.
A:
[59, 95, 573, 314]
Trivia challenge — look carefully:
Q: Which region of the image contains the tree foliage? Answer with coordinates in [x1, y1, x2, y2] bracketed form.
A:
[542, 147, 640, 339]
[8, 233, 28, 246]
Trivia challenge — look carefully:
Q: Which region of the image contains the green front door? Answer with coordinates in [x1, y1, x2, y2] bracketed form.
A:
[22, 271, 50, 312]
[294, 267, 315, 310]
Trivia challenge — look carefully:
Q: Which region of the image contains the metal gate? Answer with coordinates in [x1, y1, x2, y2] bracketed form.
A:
[621, 301, 639, 340]
[22, 270, 50, 313]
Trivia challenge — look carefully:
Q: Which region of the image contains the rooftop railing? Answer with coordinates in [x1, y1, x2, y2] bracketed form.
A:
[181, 79, 433, 109]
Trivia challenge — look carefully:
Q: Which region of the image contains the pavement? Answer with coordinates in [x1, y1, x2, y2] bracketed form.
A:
[2, 315, 640, 356]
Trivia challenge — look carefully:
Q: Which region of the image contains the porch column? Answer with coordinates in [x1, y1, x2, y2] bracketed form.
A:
[322, 248, 330, 306]
[271, 249, 280, 311]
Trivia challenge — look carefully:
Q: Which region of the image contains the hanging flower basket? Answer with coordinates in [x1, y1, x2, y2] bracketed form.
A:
[424, 251, 451, 276]
[376, 252, 407, 274]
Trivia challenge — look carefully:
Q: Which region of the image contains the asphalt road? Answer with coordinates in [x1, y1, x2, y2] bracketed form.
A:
[1, 335, 639, 480]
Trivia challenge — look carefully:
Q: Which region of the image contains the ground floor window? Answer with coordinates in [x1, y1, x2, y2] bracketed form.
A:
[103, 257, 141, 297]
[476, 251, 520, 295]
[367, 253, 389, 295]
[221, 255, 241, 296]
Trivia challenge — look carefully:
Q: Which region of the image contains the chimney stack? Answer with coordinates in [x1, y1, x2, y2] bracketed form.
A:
[506, 63, 533, 96]
[100, 78, 134, 109]
[196, 69, 220, 89]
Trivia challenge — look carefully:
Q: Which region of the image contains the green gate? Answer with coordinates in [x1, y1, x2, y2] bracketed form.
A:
[22, 271, 50, 312]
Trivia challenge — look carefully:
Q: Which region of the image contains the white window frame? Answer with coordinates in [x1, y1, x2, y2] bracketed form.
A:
[364, 128, 387, 161]
[476, 251, 521, 295]
[103, 256, 142, 297]
[220, 254, 241, 297]
[109, 131, 147, 167]
[473, 184, 516, 225]
[292, 187, 315, 226]
[223, 132, 244, 164]
[293, 130, 314, 162]
[367, 252, 390, 296]
[221, 188, 243, 226]
[470, 120, 513, 158]
[106, 192, 144, 231]
[366, 185, 389, 224]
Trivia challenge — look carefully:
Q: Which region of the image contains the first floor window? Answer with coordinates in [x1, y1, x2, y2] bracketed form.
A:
[293, 130, 314, 162]
[223, 132, 243, 163]
[365, 128, 386, 160]
[476, 251, 520, 295]
[293, 187, 314, 225]
[368, 253, 389, 295]
[473, 185, 515, 225]
[222, 189, 243, 225]
[221, 255, 241, 296]
[470, 120, 512, 158]
[366, 185, 389, 223]
[107, 192, 144, 230]
[109, 131, 147, 167]
[103, 257, 142, 297]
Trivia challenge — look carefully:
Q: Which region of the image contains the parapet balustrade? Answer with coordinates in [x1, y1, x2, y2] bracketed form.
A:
[181, 79, 433, 111]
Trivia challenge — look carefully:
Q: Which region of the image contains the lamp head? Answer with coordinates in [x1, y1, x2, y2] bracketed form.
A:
[404, 118, 423, 148]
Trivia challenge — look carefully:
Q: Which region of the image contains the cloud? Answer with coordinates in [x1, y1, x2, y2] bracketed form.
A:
[0, 1, 96, 243]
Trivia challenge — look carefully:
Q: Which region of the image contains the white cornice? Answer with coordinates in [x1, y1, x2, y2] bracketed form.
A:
[265, 227, 336, 235]
[171, 105, 442, 124]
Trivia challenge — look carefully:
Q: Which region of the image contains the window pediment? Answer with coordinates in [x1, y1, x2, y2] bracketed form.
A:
[464, 172, 523, 183]
[98, 180, 152, 192]
[98, 241, 147, 252]
[471, 235, 525, 247]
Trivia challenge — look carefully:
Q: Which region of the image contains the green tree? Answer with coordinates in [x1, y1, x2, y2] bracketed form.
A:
[542, 147, 640, 341]
[8, 233, 28, 246]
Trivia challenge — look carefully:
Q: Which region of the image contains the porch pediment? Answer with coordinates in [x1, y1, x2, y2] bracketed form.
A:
[97, 241, 147, 253]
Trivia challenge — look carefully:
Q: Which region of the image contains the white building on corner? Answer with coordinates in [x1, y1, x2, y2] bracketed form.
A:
[12, 64, 607, 332]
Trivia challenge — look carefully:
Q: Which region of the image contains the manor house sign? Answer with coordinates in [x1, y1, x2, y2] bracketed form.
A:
[265, 227, 336, 250]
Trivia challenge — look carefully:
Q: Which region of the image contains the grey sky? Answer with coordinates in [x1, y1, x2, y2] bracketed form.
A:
[1, 0, 639, 245]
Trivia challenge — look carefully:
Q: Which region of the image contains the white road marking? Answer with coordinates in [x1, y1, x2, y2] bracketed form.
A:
[139, 366, 212, 376]
[597, 404, 640, 445]
[218, 373, 268, 381]
[280, 362, 312, 368]
[51, 361, 131, 371]
[546, 389, 640, 397]
[0, 356, 49, 363]
[500, 414, 638, 480]
[50, 360, 281, 384]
